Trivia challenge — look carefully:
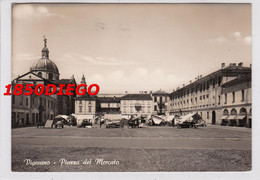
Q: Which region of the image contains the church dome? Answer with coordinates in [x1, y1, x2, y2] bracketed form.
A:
[31, 57, 59, 74]
[30, 36, 59, 76]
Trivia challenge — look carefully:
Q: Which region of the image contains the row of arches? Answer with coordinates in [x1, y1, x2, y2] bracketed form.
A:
[221, 108, 251, 127]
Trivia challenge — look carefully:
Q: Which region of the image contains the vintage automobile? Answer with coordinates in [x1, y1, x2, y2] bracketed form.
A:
[105, 119, 121, 128]
[67, 114, 77, 126]
[104, 114, 122, 128]
[77, 119, 92, 128]
[53, 120, 64, 128]
[128, 118, 139, 128]
[195, 119, 207, 127]
[37, 121, 45, 128]
[177, 121, 196, 128]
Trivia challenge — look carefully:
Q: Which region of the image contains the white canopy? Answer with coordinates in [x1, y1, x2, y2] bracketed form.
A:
[178, 113, 202, 123]
[75, 114, 94, 120]
[55, 115, 68, 119]
[152, 115, 164, 125]
[104, 114, 122, 120]
[166, 115, 175, 122]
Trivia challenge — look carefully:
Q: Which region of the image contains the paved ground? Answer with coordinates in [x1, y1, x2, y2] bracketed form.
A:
[12, 125, 251, 172]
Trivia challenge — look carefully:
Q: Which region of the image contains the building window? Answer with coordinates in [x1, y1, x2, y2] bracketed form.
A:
[123, 107, 126, 113]
[88, 106, 91, 112]
[232, 92, 235, 103]
[26, 98, 28, 106]
[147, 106, 151, 113]
[225, 94, 227, 104]
[79, 106, 82, 113]
[130, 106, 133, 113]
[207, 112, 209, 119]
[218, 76, 222, 86]
[79, 100, 82, 104]
[218, 95, 220, 105]
[49, 73, 53, 80]
[154, 97, 157, 102]
[241, 90, 245, 102]
[154, 105, 157, 111]
[12, 95, 15, 104]
[38, 72, 42, 77]
[200, 112, 202, 118]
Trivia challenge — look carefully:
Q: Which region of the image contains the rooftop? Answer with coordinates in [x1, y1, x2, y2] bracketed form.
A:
[152, 90, 169, 95]
[121, 94, 152, 100]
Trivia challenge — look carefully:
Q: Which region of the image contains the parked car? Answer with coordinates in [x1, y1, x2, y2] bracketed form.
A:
[81, 119, 93, 128]
[195, 119, 207, 127]
[105, 119, 120, 128]
[37, 122, 45, 128]
[53, 120, 64, 128]
[177, 121, 197, 128]
[128, 118, 139, 128]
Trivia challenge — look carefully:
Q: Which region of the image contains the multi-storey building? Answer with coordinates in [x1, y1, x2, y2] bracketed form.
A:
[152, 90, 170, 115]
[96, 97, 121, 114]
[169, 63, 251, 127]
[74, 75, 97, 120]
[12, 73, 59, 127]
[120, 94, 153, 117]
[221, 74, 251, 127]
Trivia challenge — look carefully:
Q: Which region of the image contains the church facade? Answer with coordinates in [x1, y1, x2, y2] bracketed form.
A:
[12, 38, 76, 128]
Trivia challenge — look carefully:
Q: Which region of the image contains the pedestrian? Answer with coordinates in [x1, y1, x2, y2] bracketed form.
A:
[120, 119, 124, 130]
[99, 118, 103, 128]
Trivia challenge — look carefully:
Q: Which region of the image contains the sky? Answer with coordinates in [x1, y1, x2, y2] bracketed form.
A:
[12, 3, 251, 93]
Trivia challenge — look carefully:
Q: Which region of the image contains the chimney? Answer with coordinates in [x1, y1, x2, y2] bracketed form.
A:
[221, 63, 225, 69]
[200, 75, 202, 78]
[190, 80, 192, 83]
[183, 84, 185, 87]
[173, 89, 175, 92]
[125, 91, 128, 94]
[238, 62, 243, 67]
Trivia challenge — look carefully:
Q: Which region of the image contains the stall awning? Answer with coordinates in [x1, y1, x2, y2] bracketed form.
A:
[221, 115, 229, 120]
[152, 115, 163, 125]
[55, 115, 68, 119]
[75, 114, 94, 120]
[237, 115, 246, 119]
[228, 115, 237, 120]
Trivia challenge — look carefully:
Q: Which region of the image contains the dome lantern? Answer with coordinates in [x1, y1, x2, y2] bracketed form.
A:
[30, 36, 60, 81]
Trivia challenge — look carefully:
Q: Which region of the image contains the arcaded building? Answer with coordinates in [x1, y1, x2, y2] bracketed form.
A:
[169, 63, 251, 127]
